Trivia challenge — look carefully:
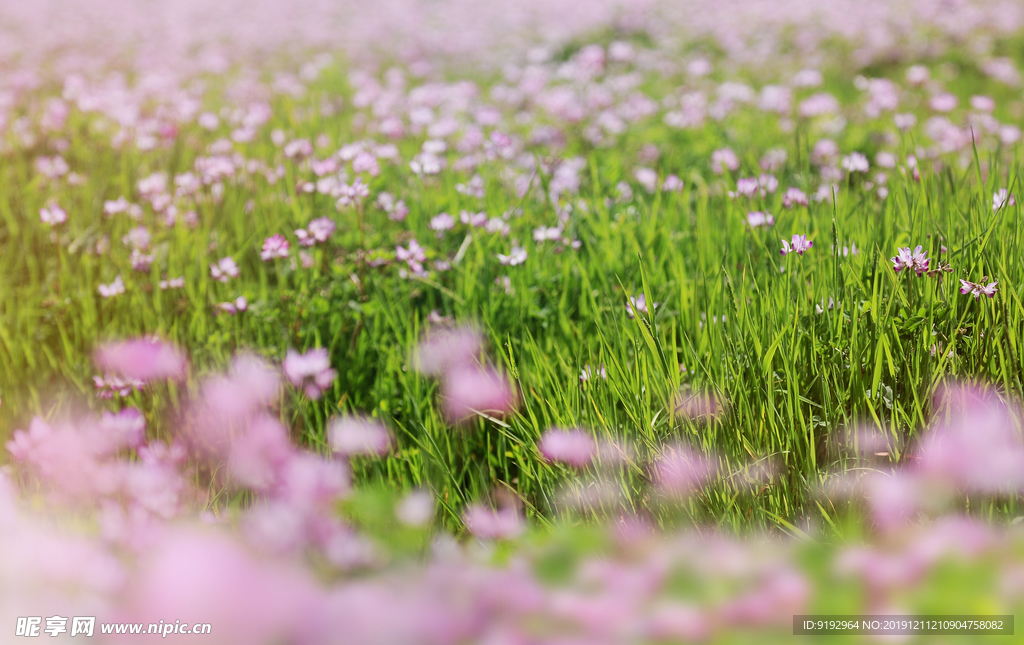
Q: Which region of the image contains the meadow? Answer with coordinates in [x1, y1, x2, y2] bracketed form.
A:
[3, 0, 1024, 642]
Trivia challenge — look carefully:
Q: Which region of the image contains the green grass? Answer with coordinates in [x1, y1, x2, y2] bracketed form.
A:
[3, 48, 1024, 533]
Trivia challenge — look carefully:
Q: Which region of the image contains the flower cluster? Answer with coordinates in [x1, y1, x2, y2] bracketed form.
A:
[891, 245, 930, 275]
[959, 278, 999, 299]
[780, 234, 813, 256]
[282, 347, 337, 399]
[413, 326, 517, 424]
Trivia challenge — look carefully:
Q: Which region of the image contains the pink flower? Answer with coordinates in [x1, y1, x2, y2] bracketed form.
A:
[307, 217, 336, 243]
[284, 138, 313, 158]
[227, 415, 293, 490]
[126, 529, 322, 645]
[310, 157, 339, 176]
[652, 444, 717, 497]
[894, 113, 917, 130]
[916, 384, 1024, 494]
[710, 148, 739, 174]
[396, 490, 435, 527]
[396, 239, 427, 264]
[282, 348, 336, 399]
[463, 503, 523, 539]
[93, 373, 144, 398]
[644, 603, 712, 642]
[261, 234, 290, 261]
[662, 175, 684, 192]
[440, 365, 517, 424]
[329, 417, 394, 458]
[782, 187, 808, 208]
[335, 178, 370, 208]
[780, 234, 812, 256]
[95, 338, 187, 382]
[210, 257, 240, 282]
[634, 167, 658, 193]
[352, 151, 379, 175]
[538, 429, 597, 468]
[39, 203, 67, 226]
[841, 152, 869, 173]
[533, 225, 563, 242]
[98, 275, 125, 298]
[732, 177, 759, 198]
[189, 355, 282, 456]
[104, 196, 131, 215]
[430, 213, 455, 232]
[130, 249, 155, 272]
[217, 296, 249, 314]
[798, 93, 839, 117]
[993, 189, 1016, 211]
[960, 279, 998, 299]
[891, 245, 929, 275]
[412, 326, 483, 376]
[718, 567, 809, 628]
[971, 95, 996, 112]
[626, 294, 657, 319]
[860, 471, 927, 530]
[746, 211, 774, 228]
[497, 246, 527, 266]
[930, 93, 958, 112]
[35, 155, 69, 178]
[396, 239, 428, 275]
[459, 210, 487, 227]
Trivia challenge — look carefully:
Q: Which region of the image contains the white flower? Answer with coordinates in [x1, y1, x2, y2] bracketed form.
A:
[98, 275, 125, 298]
[497, 246, 527, 266]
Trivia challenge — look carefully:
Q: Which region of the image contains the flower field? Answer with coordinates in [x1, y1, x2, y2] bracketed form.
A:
[3, 0, 1024, 642]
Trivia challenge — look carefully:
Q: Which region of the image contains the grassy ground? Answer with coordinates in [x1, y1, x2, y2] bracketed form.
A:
[2, 43, 1024, 533]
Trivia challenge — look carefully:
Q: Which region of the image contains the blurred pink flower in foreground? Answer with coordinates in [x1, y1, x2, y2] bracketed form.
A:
[4, 346, 1024, 645]
[652, 444, 717, 497]
[463, 503, 524, 539]
[859, 471, 930, 530]
[329, 417, 394, 458]
[282, 348, 337, 399]
[396, 490, 435, 527]
[827, 383, 1024, 531]
[412, 326, 483, 375]
[124, 528, 323, 645]
[95, 338, 187, 382]
[440, 365, 517, 424]
[916, 384, 1024, 493]
[93, 373, 145, 398]
[538, 428, 597, 468]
